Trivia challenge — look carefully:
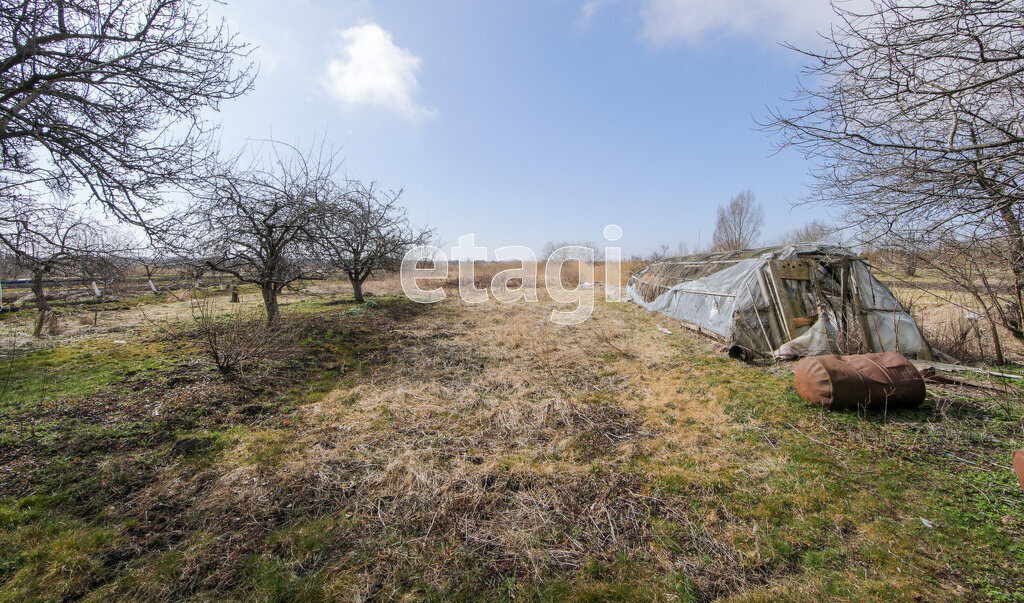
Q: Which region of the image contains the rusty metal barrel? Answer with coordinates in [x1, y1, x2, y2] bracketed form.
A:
[1013, 450, 1024, 493]
[794, 352, 926, 411]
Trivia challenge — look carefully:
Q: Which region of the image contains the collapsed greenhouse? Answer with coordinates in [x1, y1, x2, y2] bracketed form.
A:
[626, 244, 934, 359]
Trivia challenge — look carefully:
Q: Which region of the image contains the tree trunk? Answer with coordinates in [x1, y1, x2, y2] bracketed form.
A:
[902, 253, 917, 277]
[31, 270, 50, 312]
[261, 285, 279, 326]
[987, 313, 1006, 366]
[997, 199, 1024, 339]
[967, 287, 1007, 365]
[351, 277, 365, 303]
[31, 270, 51, 338]
[146, 267, 158, 294]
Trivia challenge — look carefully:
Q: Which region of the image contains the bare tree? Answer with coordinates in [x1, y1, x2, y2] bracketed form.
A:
[8, 201, 116, 336]
[876, 227, 929, 277]
[647, 242, 671, 263]
[542, 240, 599, 262]
[196, 142, 335, 325]
[0, 251, 15, 281]
[0, 0, 254, 245]
[78, 250, 126, 300]
[712, 191, 764, 251]
[920, 236, 1014, 364]
[131, 245, 171, 294]
[178, 258, 213, 291]
[765, 0, 1024, 346]
[774, 220, 835, 246]
[646, 241, 689, 262]
[0, 251, 14, 309]
[314, 181, 432, 303]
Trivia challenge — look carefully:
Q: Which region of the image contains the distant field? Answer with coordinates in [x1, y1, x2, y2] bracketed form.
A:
[0, 272, 1022, 600]
[866, 262, 1024, 364]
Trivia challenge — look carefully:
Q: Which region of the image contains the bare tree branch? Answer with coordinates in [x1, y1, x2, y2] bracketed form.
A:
[712, 190, 764, 251]
[0, 0, 254, 241]
[194, 140, 338, 325]
[312, 180, 432, 303]
[765, 0, 1024, 350]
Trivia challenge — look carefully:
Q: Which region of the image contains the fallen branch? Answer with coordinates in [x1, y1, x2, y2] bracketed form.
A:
[919, 367, 1014, 393]
[785, 421, 845, 455]
[916, 361, 1024, 381]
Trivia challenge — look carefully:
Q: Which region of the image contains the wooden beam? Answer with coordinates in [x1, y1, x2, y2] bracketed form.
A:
[755, 268, 786, 346]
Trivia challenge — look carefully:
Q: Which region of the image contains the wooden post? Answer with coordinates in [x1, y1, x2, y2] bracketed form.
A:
[745, 282, 776, 352]
[766, 263, 794, 340]
[755, 268, 786, 346]
[839, 262, 848, 342]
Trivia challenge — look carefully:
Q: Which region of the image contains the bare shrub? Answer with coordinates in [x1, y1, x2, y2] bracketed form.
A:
[926, 316, 985, 364]
[895, 287, 988, 363]
[885, 237, 1020, 364]
[985, 378, 1024, 423]
[559, 260, 582, 287]
[188, 294, 273, 376]
[32, 310, 59, 338]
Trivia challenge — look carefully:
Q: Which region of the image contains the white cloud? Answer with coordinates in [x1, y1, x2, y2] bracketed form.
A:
[577, 0, 856, 48]
[634, 0, 854, 48]
[322, 23, 435, 122]
[576, 0, 615, 29]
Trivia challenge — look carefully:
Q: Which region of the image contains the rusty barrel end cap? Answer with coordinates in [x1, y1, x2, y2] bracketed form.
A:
[1014, 450, 1024, 493]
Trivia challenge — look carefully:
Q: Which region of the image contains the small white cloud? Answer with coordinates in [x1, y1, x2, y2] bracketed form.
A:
[639, 0, 857, 47]
[322, 23, 435, 122]
[577, 0, 616, 29]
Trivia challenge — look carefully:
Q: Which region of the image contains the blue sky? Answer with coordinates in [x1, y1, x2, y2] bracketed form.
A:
[211, 0, 842, 257]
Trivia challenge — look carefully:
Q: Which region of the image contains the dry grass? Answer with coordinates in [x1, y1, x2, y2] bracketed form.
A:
[890, 282, 1024, 364]
[875, 260, 1024, 363]
[429, 260, 646, 299]
[98, 294, 778, 599]
[0, 276, 405, 356]
[3, 271, 1022, 600]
